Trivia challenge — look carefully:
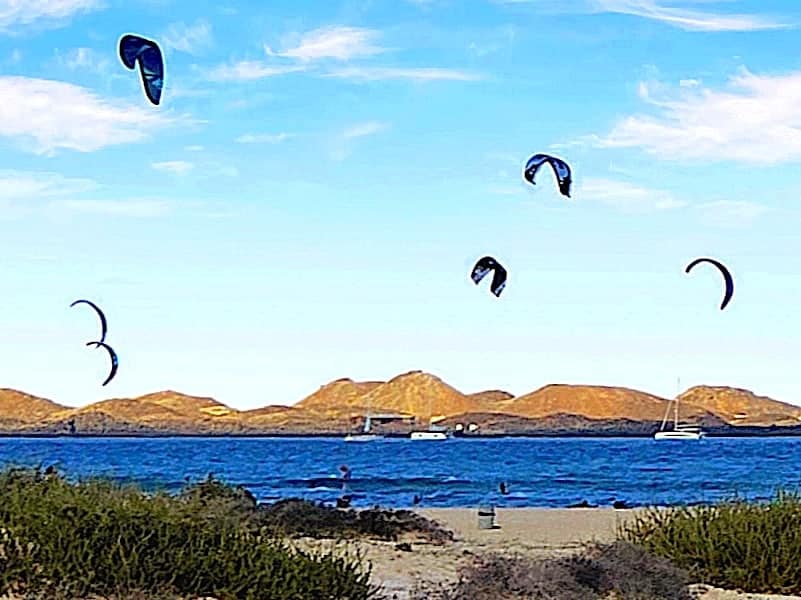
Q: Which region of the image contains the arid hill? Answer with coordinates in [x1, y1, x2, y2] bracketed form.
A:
[1, 372, 801, 435]
[294, 378, 383, 412]
[680, 386, 801, 427]
[467, 390, 514, 404]
[357, 371, 482, 421]
[0, 389, 66, 424]
[497, 384, 709, 422]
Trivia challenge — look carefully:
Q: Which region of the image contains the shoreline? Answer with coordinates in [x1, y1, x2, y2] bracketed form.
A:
[2, 431, 801, 438]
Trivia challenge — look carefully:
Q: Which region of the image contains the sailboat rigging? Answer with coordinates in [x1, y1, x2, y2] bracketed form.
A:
[654, 377, 706, 441]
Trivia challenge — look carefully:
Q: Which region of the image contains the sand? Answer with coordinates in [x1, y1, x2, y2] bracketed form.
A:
[295, 508, 801, 600]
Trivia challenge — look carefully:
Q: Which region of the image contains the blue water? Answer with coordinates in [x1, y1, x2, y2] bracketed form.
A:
[0, 436, 798, 508]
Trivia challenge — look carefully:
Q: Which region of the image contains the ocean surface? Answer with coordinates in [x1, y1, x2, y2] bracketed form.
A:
[0, 436, 799, 508]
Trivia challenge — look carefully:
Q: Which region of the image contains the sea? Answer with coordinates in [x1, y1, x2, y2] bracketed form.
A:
[0, 436, 798, 509]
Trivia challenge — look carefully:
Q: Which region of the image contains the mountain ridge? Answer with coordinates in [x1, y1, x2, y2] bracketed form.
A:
[2, 373, 800, 435]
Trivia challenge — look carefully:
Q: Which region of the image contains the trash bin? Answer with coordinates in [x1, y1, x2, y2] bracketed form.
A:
[477, 504, 496, 530]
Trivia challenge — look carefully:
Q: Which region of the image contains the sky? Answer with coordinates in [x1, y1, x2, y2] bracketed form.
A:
[0, 0, 800, 409]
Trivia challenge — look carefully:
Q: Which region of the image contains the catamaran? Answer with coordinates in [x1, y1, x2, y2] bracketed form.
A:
[654, 378, 706, 441]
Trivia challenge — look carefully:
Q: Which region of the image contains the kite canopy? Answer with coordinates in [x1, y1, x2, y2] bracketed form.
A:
[119, 34, 164, 105]
[471, 256, 507, 298]
[86, 341, 119, 387]
[523, 153, 572, 198]
[685, 257, 734, 310]
[70, 299, 108, 344]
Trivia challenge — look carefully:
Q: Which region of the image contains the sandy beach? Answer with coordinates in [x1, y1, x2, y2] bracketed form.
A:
[297, 508, 801, 600]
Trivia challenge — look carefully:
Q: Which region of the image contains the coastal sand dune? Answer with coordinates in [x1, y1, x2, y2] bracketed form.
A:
[299, 508, 801, 600]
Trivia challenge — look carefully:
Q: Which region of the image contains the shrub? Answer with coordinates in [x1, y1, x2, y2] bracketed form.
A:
[0, 467, 380, 600]
[258, 499, 453, 543]
[619, 490, 801, 595]
[413, 540, 690, 600]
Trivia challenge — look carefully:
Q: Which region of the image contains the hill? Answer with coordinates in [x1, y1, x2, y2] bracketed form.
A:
[3, 374, 801, 436]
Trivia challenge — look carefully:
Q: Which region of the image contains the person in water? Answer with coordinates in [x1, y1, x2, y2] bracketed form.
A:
[499, 482, 509, 495]
[339, 465, 352, 495]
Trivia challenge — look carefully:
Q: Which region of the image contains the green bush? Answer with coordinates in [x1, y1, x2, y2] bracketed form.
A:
[0, 467, 380, 599]
[619, 490, 801, 595]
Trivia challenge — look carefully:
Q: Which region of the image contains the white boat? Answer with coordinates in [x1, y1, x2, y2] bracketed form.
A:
[410, 431, 449, 441]
[344, 415, 383, 443]
[654, 377, 706, 441]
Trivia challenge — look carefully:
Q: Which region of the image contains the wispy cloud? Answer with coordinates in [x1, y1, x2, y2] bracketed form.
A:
[56, 47, 110, 73]
[693, 199, 769, 227]
[325, 66, 482, 82]
[342, 121, 389, 139]
[494, 0, 790, 31]
[205, 60, 304, 82]
[0, 76, 176, 155]
[162, 19, 213, 54]
[0, 0, 104, 32]
[184, 144, 204, 151]
[591, 0, 790, 32]
[235, 132, 293, 144]
[586, 69, 801, 164]
[578, 177, 686, 212]
[265, 26, 385, 61]
[0, 169, 96, 202]
[330, 121, 390, 161]
[151, 160, 194, 175]
[48, 199, 169, 218]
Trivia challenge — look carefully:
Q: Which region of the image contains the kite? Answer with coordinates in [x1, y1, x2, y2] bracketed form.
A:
[685, 257, 734, 310]
[523, 153, 572, 198]
[119, 34, 164, 105]
[70, 299, 107, 344]
[86, 341, 119, 387]
[471, 256, 507, 297]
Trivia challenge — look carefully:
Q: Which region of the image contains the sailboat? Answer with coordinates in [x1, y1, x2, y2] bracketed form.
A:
[344, 414, 384, 443]
[654, 377, 706, 441]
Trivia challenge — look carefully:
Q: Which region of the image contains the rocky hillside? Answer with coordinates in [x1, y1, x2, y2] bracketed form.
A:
[0, 373, 799, 436]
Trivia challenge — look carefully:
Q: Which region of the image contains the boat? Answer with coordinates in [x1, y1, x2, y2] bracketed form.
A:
[410, 431, 449, 441]
[344, 415, 384, 443]
[654, 378, 706, 441]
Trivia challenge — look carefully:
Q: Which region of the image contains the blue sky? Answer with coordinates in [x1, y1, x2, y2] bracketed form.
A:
[0, 0, 800, 409]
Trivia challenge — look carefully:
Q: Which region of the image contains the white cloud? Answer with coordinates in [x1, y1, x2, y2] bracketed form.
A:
[205, 61, 304, 81]
[578, 177, 686, 212]
[329, 121, 390, 161]
[590, 0, 790, 32]
[48, 199, 169, 217]
[162, 19, 212, 54]
[57, 47, 109, 73]
[0, 0, 103, 32]
[184, 144, 204, 151]
[151, 160, 194, 175]
[693, 199, 769, 227]
[589, 68, 801, 165]
[0, 169, 96, 201]
[679, 78, 700, 88]
[235, 132, 292, 144]
[0, 76, 175, 155]
[342, 121, 388, 139]
[265, 26, 384, 62]
[325, 66, 482, 82]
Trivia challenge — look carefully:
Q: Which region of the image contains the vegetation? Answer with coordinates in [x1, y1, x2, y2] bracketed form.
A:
[620, 490, 801, 595]
[413, 540, 690, 600]
[0, 467, 397, 599]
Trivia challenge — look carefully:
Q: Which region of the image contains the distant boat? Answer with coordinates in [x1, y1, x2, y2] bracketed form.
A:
[344, 414, 384, 443]
[410, 430, 449, 441]
[655, 377, 705, 441]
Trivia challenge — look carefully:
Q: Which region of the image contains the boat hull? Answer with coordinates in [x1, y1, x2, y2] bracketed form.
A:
[654, 431, 705, 440]
[410, 431, 449, 441]
[344, 434, 383, 443]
